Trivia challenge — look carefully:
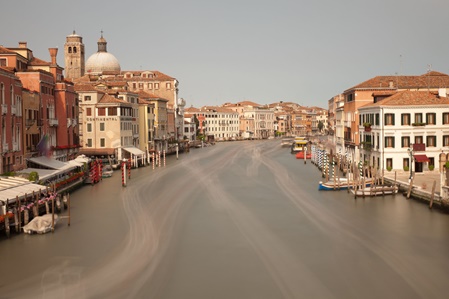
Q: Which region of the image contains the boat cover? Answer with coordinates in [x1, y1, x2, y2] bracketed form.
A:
[22, 214, 58, 234]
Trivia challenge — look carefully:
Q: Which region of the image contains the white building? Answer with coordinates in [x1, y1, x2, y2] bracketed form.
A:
[201, 106, 240, 140]
[358, 90, 449, 174]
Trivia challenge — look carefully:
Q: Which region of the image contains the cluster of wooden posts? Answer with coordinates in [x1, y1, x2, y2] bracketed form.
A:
[0, 186, 71, 238]
[321, 153, 398, 197]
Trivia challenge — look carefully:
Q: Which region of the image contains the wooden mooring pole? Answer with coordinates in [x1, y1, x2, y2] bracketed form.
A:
[407, 178, 414, 199]
[429, 180, 436, 209]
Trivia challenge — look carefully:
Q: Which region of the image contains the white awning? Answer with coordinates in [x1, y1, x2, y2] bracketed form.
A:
[28, 156, 76, 171]
[0, 177, 48, 204]
[122, 147, 145, 156]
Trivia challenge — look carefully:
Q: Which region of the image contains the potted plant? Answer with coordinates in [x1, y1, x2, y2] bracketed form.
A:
[428, 165, 434, 171]
[404, 166, 409, 171]
[387, 166, 392, 172]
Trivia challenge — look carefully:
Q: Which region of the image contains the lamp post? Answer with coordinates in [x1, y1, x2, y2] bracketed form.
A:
[407, 147, 414, 182]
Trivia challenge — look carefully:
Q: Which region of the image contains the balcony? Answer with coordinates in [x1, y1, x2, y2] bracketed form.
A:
[26, 119, 35, 127]
[11, 105, 16, 115]
[12, 142, 19, 152]
[3, 143, 9, 152]
[49, 118, 59, 126]
[1, 104, 7, 115]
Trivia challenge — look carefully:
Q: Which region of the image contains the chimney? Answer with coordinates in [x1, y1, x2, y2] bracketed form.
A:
[19, 41, 27, 48]
[49, 48, 58, 64]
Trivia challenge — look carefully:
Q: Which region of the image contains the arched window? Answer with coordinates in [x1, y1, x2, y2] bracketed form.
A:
[68, 47, 72, 53]
[73, 47, 77, 53]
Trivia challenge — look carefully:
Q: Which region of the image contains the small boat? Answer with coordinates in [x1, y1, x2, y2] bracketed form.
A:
[318, 178, 372, 191]
[295, 152, 312, 159]
[102, 165, 114, 178]
[281, 138, 294, 148]
[22, 214, 58, 234]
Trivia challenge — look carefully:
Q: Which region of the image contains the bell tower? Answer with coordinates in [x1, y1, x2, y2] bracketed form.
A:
[64, 31, 85, 80]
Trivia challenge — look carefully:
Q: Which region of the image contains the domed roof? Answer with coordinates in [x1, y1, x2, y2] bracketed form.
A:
[86, 52, 121, 74]
[85, 33, 121, 74]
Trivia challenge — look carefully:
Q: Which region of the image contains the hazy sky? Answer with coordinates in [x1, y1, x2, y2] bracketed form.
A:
[1, 0, 448, 108]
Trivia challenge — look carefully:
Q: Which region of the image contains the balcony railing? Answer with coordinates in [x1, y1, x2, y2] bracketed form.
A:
[12, 142, 19, 152]
[49, 118, 59, 126]
[3, 143, 9, 152]
[26, 119, 35, 127]
[11, 105, 16, 115]
[1, 104, 7, 115]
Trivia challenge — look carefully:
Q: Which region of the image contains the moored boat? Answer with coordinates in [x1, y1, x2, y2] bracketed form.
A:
[318, 178, 372, 191]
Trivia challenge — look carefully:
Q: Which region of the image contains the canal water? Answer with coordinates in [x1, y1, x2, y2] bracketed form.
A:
[1, 139, 449, 299]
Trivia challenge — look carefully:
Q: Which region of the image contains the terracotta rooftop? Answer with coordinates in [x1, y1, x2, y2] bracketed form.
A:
[98, 94, 129, 104]
[347, 71, 449, 91]
[361, 90, 449, 108]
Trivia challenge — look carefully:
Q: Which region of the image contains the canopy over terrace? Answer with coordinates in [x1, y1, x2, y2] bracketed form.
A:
[0, 177, 48, 209]
[121, 146, 145, 167]
[24, 156, 83, 185]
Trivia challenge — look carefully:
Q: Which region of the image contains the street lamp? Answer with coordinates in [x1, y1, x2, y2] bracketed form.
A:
[407, 147, 414, 181]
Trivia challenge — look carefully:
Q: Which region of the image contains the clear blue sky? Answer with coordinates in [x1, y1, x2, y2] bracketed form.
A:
[1, 0, 448, 109]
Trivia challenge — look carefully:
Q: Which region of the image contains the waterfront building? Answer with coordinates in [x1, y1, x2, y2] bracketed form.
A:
[0, 42, 79, 168]
[137, 91, 156, 154]
[22, 88, 40, 161]
[358, 90, 449, 173]
[341, 71, 449, 162]
[75, 84, 130, 163]
[0, 67, 24, 173]
[201, 106, 240, 140]
[68, 32, 183, 145]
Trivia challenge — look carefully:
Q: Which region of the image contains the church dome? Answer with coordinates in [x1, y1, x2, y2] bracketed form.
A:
[85, 33, 121, 74]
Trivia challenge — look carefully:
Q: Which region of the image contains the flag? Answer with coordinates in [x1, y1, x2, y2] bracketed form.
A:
[37, 134, 51, 157]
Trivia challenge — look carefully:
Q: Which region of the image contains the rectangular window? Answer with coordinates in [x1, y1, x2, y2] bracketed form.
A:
[375, 114, 379, 125]
[86, 107, 92, 116]
[415, 136, 423, 144]
[166, 83, 171, 89]
[98, 108, 106, 116]
[87, 138, 92, 147]
[100, 138, 105, 147]
[414, 113, 423, 124]
[386, 158, 393, 169]
[443, 135, 449, 146]
[155, 83, 159, 89]
[426, 113, 436, 125]
[443, 112, 449, 125]
[385, 113, 395, 125]
[100, 122, 105, 131]
[401, 113, 410, 125]
[108, 107, 117, 116]
[426, 136, 436, 147]
[87, 123, 92, 132]
[0, 58, 6, 66]
[84, 96, 91, 101]
[138, 83, 143, 89]
[403, 158, 409, 169]
[385, 136, 395, 148]
[401, 136, 410, 148]
[148, 83, 153, 89]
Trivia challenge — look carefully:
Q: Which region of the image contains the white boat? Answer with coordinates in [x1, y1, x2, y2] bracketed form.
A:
[102, 165, 114, 178]
[319, 178, 373, 191]
[22, 214, 58, 234]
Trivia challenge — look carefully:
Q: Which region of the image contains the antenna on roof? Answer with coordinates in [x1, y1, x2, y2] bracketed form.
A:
[427, 64, 432, 92]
